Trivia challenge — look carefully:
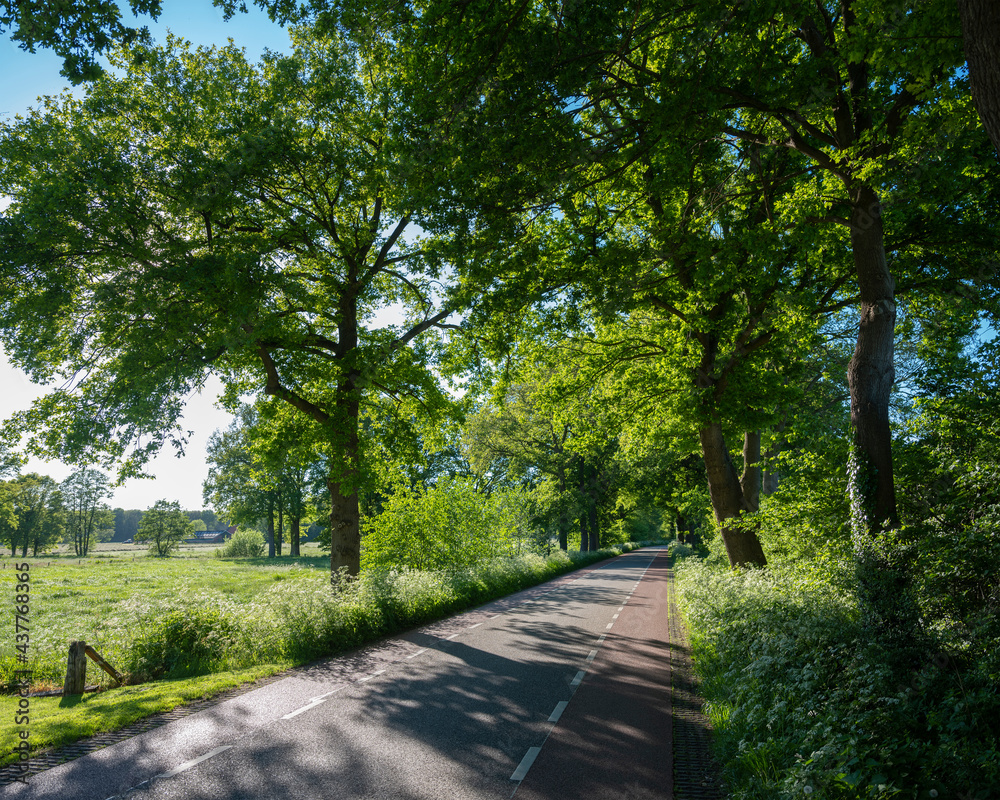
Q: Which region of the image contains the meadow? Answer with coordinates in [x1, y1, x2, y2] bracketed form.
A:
[1, 544, 331, 689]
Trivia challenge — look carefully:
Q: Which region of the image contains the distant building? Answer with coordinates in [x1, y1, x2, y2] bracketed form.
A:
[184, 526, 237, 544]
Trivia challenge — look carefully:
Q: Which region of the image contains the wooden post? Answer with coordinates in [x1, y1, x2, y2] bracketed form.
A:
[84, 645, 124, 686]
[64, 640, 87, 695]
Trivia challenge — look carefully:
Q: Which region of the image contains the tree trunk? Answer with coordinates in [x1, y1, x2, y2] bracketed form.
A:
[276, 499, 283, 556]
[958, 0, 1000, 157]
[266, 498, 276, 558]
[699, 422, 767, 567]
[847, 184, 924, 668]
[587, 499, 600, 552]
[586, 462, 601, 552]
[578, 511, 589, 552]
[329, 394, 362, 578]
[847, 184, 899, 535]
[290, 515, 300, 557]
[740, 430, 762, 511]
[675, 510, 687, 543]
[557, 467, 569, 550]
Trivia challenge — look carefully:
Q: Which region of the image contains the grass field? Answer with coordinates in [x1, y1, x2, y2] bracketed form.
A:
[2, 545, 331, 690]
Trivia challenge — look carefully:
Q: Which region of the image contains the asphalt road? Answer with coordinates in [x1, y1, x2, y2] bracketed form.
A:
[2, 547, 674, 800]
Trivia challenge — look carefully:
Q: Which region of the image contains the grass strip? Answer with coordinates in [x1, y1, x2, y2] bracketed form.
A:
[0, 663, 289, 766]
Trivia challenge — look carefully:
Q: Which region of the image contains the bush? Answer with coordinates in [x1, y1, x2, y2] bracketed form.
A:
[128, 606, 244, 679]
[216, 529, 265, 558]
[675, 557, 1000, 799]
[361, 477, 532, 571]
[665, 538, 695, 559]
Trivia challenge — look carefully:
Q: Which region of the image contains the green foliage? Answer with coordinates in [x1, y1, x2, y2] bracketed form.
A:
[2, 472, 64, 556]
[216, 528, 266, 559]
[129, 606, 245, 680]
[676, 558, 1000, 799]
[60, 467, 113, 556]
[0, 25, 460, 577]
[361, 477, 531, 571]
[139, 500, 193, 557]
[665, 538, 694, 560]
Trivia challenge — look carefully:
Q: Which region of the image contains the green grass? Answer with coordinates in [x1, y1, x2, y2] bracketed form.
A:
[1, 551, 330, 689]
[1, 541, 660, 766]
[0, 664, 289, 763]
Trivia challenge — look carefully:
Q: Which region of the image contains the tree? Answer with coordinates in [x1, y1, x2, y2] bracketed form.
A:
[0, 480, 17, 547]
[61, 467, 114, 556]
[958, 0, 1000, 157]
[3, 473, 63, 556]
[465, 380, 576, 549]
[204, 405, 280, 556]
[139, 499, 193, 556]
[1, 28, 456, 578]
[380, 0, 999, 572]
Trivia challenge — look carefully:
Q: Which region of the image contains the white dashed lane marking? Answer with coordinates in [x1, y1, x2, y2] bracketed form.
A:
[585, 650, 597, 663]
[570, 670, 585, 688]
[155, 745, 233, 779]
[358, 669, 385, 683]
[511, 747, 542, 781]
[548, 701, 568, 723]
[281, 688, 344, 719]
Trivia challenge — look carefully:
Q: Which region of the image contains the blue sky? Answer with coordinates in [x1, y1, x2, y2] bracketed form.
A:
[0, 1, 294, 511]
[1, 0, 292, 115]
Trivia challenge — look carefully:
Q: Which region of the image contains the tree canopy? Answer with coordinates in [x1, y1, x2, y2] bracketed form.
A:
[1, 27, 459, 576]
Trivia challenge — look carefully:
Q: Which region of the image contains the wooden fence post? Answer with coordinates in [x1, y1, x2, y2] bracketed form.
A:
[84, 645, 124, 686]
[64, 640, 87, 695]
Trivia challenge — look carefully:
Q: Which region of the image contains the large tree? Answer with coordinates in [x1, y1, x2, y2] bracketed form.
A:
[0, 28, 455, 578]
[380, 0, 997, 568]
[61, 467, 113, 556]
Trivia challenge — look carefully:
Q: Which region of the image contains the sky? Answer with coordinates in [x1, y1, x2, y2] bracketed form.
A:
[0, 1, 296, 511]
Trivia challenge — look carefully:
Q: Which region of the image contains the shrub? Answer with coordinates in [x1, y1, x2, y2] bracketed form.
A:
[216, 529, 265, 558]
[665, 538, 694, 559]
[675, 557, 1000, 799]
[361, 477, 531, 571]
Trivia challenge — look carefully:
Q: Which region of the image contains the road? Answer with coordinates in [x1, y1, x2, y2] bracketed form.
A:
[2, 547, 675, 800]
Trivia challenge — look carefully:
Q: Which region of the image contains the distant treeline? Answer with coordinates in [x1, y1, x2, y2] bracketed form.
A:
[112, 509, 221, 542]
